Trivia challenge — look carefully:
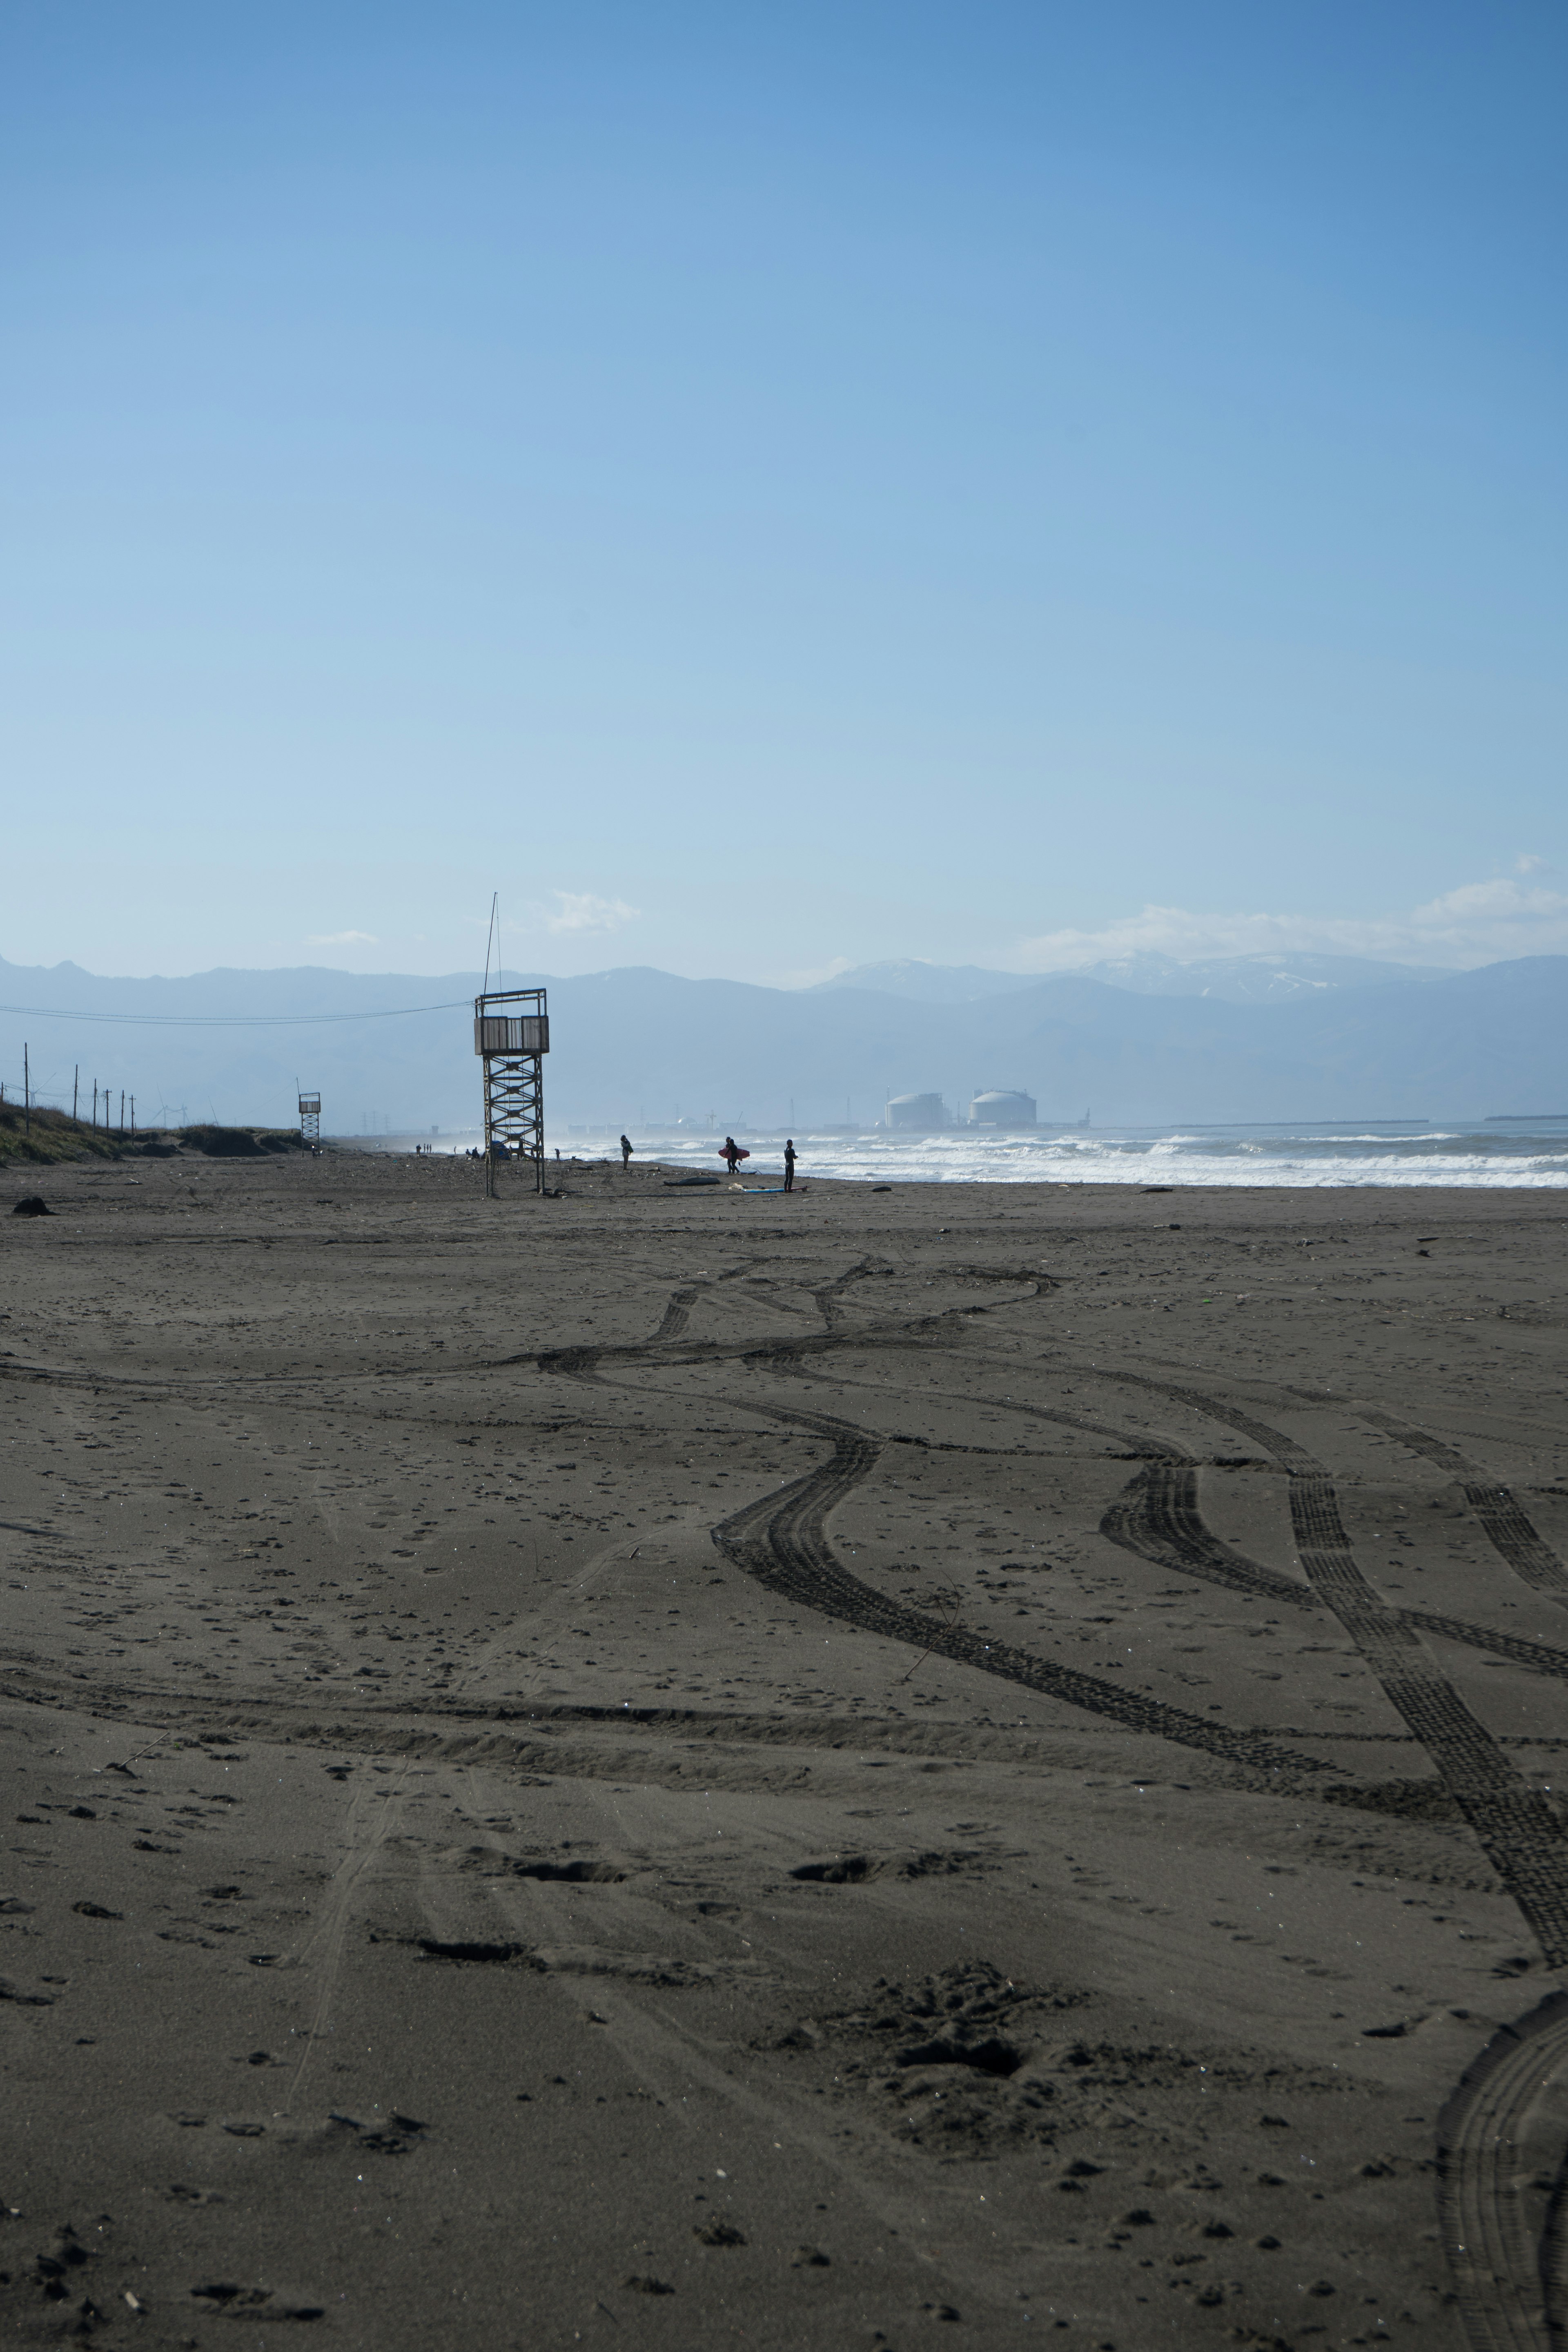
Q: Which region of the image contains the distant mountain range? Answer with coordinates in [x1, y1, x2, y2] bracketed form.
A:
[2, 951, 1564, 1132]
[815, 951, 1451, 1005]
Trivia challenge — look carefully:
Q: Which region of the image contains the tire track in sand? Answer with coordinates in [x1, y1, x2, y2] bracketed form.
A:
[649, 1284, 706, 1343]
[1437, 1989, 1568, 2352]
[1081, 1368, 1568, 1968]
[1103, 1464, 1568, 1682]
[800, 1358, 1568, 1695]
[576, 1290, 1568, 2332]
[592, 1289, 1325, 1780]
[1102, 1463, 1315, 1610]
[1083, 1372, 1568, 2348]
[527, 1263, 1047, 1383]
[709, 1404, 1334, 1784]
[283, 1761, 411, 2111]
[1304, 1395, 1568, 1608]
[801, 1360, 1568, 1695]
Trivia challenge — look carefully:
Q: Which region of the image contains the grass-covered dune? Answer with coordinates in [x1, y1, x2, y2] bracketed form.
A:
[0, 1104, 308, 1166]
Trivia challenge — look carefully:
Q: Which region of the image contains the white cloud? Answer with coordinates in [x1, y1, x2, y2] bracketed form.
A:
[304, 929, 378, 946]
[1013, 876, 1568, 973]
[542, 891, 639, 935]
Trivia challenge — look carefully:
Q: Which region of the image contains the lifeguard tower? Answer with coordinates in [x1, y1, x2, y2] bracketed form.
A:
[474, 988, 548, 1196]
[298, 1091, 321, 1147]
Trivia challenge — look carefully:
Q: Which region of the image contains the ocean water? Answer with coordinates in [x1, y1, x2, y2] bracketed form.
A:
[615, 1122, 1568, 1190]
[381, 1120, 1568, 1188]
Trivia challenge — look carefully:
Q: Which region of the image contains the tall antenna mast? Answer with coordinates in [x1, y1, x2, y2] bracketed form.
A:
[482, 892, 499, 997]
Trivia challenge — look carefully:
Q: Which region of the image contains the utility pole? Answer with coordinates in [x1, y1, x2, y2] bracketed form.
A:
[73, 1066, 79, 1120]
[23, 1043, 29, 1136]
[120, 1089, 125, 1136]
[130, 1096, 136, 1137]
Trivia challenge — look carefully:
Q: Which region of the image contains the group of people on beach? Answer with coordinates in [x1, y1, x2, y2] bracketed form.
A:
[618, 1133, 797, 1190]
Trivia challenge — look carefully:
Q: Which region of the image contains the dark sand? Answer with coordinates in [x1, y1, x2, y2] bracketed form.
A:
[3, 1150, 1567, 2350]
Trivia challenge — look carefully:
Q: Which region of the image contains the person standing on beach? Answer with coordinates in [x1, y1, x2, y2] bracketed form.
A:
[723, 1135, 742, 1175]
[620, 1133, 633, 1169]
[784, 1138, 797, 1192]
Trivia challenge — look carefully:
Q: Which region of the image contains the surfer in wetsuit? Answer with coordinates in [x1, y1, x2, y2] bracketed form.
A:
[620, 1133, 633, 1169]
[723, 1135, 742, 1175]
[784, 1138, 797, 1192]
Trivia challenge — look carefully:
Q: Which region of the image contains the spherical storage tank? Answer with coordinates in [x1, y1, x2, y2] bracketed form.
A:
[885, 1092, 946, 1131]
[969, 1089, 1036, 1127]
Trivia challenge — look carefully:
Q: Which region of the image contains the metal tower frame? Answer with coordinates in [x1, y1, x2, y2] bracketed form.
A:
[298, 1091, 321, 1147]
[474, 988, 548, 1197]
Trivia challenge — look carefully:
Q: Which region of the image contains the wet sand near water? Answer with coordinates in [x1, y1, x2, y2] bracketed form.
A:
[2, 1147, 1567, 2350]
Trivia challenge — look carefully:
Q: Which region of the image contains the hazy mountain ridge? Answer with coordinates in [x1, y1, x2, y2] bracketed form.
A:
[809, 960, 1040, 1004]
[2, 953, 1565, 1131]
[817, 951, 1452, 1005]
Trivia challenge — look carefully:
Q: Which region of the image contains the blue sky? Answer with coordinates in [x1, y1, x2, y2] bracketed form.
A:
[3, 1, 1565, 982]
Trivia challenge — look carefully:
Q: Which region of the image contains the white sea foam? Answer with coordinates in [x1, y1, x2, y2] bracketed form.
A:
[417, 1121, 1568, 1189]
[623, 1125, 1568, 1189]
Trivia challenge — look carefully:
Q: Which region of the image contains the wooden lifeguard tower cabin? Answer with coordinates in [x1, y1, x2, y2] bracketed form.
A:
[474, 988, 549, 1196]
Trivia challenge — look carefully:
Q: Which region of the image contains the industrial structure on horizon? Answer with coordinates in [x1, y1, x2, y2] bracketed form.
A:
[884, 1091, 947, 1130]
[969, 1088, 1036, 1127]
[883, 1088, 1038, 1131]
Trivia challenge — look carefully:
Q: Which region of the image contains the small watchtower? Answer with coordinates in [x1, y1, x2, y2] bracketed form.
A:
[298, 1091, 321, 1147]
[474, 988, 548, 1197]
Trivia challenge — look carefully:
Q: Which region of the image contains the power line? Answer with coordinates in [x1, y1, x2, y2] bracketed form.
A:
[0, 998, 471, 1029]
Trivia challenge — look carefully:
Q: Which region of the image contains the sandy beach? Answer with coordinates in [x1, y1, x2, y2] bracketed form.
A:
[3, 1146, 1567, 2350]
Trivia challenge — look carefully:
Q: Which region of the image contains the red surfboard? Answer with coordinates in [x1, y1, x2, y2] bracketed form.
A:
[717, 1147, 751, 1162]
